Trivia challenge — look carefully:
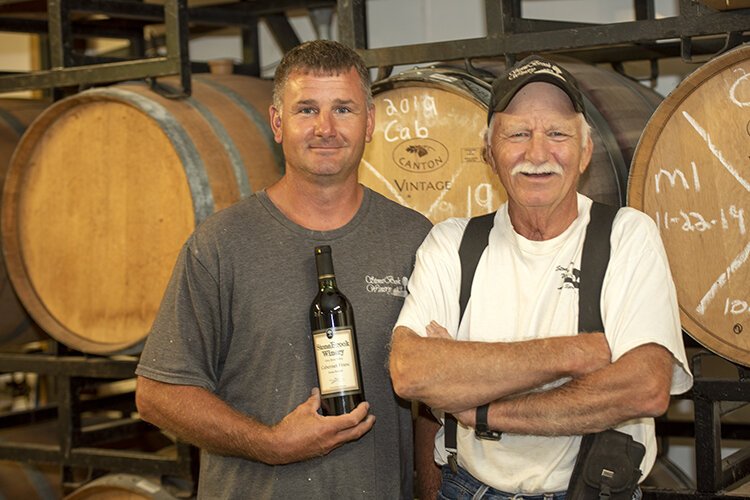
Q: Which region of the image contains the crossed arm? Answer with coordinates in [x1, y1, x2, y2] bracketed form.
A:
[389, 323, 674, 436]
[135, 376, 375, 464]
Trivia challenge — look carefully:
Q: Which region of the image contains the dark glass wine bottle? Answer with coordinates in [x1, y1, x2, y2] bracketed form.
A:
[309, 245, 365, 416]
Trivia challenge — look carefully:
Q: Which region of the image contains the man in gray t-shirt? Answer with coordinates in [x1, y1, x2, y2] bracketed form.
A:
[135, 40, 431, 499]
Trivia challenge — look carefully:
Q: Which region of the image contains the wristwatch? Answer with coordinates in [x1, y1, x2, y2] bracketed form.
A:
[474, 404, 502, 440]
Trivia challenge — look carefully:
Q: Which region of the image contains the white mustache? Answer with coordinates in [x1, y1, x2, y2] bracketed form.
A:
[510, 162, 564, 176]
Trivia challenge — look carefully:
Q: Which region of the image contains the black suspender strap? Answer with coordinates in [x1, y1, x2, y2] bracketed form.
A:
[578, 202, 619, 333]
[445, 211, 496, 471]
[443, 202, 619, 472]
[458, 212, 497, 319]
[576, 202, 619, 493]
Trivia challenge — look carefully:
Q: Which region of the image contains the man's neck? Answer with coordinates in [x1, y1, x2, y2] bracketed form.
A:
[266, 174, 364, 231]
[507, 197, 579, 241]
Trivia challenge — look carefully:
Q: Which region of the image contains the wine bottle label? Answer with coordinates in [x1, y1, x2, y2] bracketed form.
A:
[312, 326, 361, 396]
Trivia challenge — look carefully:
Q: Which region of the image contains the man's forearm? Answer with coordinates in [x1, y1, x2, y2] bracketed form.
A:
[479, 343, 674, 436]
[136, 376, 276, 462]
[415, 403, 442, 499]
[389, 326, 611, 413]
[136, 376, 376, 465]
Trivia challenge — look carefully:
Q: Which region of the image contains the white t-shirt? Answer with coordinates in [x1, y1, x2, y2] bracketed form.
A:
[396, 194, 693, 494]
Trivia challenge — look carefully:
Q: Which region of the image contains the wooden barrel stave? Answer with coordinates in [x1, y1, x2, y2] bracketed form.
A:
[0, 98, 48, 350]
[63, 474, 179, 500]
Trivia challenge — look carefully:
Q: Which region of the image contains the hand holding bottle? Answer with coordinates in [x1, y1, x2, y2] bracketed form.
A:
[266, 388, 375, 464]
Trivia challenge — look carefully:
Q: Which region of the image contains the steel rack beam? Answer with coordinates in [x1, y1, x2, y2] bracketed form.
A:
[690, 354, 750, 494]
[0, 353, 138, 377]
[339, 0, 750, 69]
[655, 419, 750, 441]
[189, 1, 334, 25]
[264, 12, 301, 53]
[0, 0, 336, 24]
[552, 36, 750, 65]
[643, 352, 750, 498]
[48, 0, 72, 68]
[0, 0, 190, 94]
[0, 441, 191, 475]
[337, 0, 366, 50]
[75, 418, 152, 447]
[70, 0, 259, 26]
[0, 0, 337, 92]
[617, 345, 750, 499]
[240, 20, 260, 76]
[0, 404, 58, 427]
[0, 0, 42, 10]
[0, 348, 195, 488]
[0, 392, 137, 429]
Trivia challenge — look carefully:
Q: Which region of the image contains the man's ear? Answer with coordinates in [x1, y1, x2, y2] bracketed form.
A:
[269, 105, 282, 144]
[482, 128, 497, 174]
[578, 135, 593, 174]
[365, 104, 375, 143]
[484, 146, 498, 174]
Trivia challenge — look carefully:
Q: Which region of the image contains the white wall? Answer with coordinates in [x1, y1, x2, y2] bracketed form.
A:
[0, 33, 35, 97]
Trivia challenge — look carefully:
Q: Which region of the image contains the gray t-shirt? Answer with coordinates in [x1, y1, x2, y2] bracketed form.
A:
[136, 187, 431, 499]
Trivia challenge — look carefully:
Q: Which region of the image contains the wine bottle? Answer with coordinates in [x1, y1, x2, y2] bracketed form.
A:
[309, 245, 365, 416]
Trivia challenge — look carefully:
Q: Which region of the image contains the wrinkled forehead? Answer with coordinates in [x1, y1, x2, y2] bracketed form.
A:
[495, 112, 581, 131]
[504, 82, 578, 116]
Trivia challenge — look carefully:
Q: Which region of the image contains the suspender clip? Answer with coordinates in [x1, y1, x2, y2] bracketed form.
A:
[448, 452, 458, 474]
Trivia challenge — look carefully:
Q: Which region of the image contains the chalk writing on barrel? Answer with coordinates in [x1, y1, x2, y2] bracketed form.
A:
[653, 162, 701, 194]
[696, 241, 750, 316]
[730, 68, 750, 108]
[384, 95, 438, 118]
[360, 158, 411, 208]
[384, 120, 430, 142]
[674, 109, 750, 317]
[725, 297, 750, 316]
[382, 95, 438, 143]
[683, 111, 750, 192]
[426, 167, 464, 219]
[465, 184, 495, 218]
[656, 206, 746, 234]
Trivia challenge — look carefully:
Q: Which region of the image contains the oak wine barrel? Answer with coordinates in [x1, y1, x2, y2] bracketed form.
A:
[629, 44, 750, 366]
[2, 74, 284, 355]
[360, 68, 500, 223]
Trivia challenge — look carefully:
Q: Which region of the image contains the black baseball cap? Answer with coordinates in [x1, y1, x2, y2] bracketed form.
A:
[488, 55, 585, 124]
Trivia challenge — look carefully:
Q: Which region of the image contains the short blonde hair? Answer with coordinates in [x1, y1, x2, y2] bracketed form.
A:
[272, 40, 372, 111]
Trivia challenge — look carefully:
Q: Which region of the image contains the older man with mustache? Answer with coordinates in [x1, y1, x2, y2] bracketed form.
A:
[389, 55, 693, 500]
